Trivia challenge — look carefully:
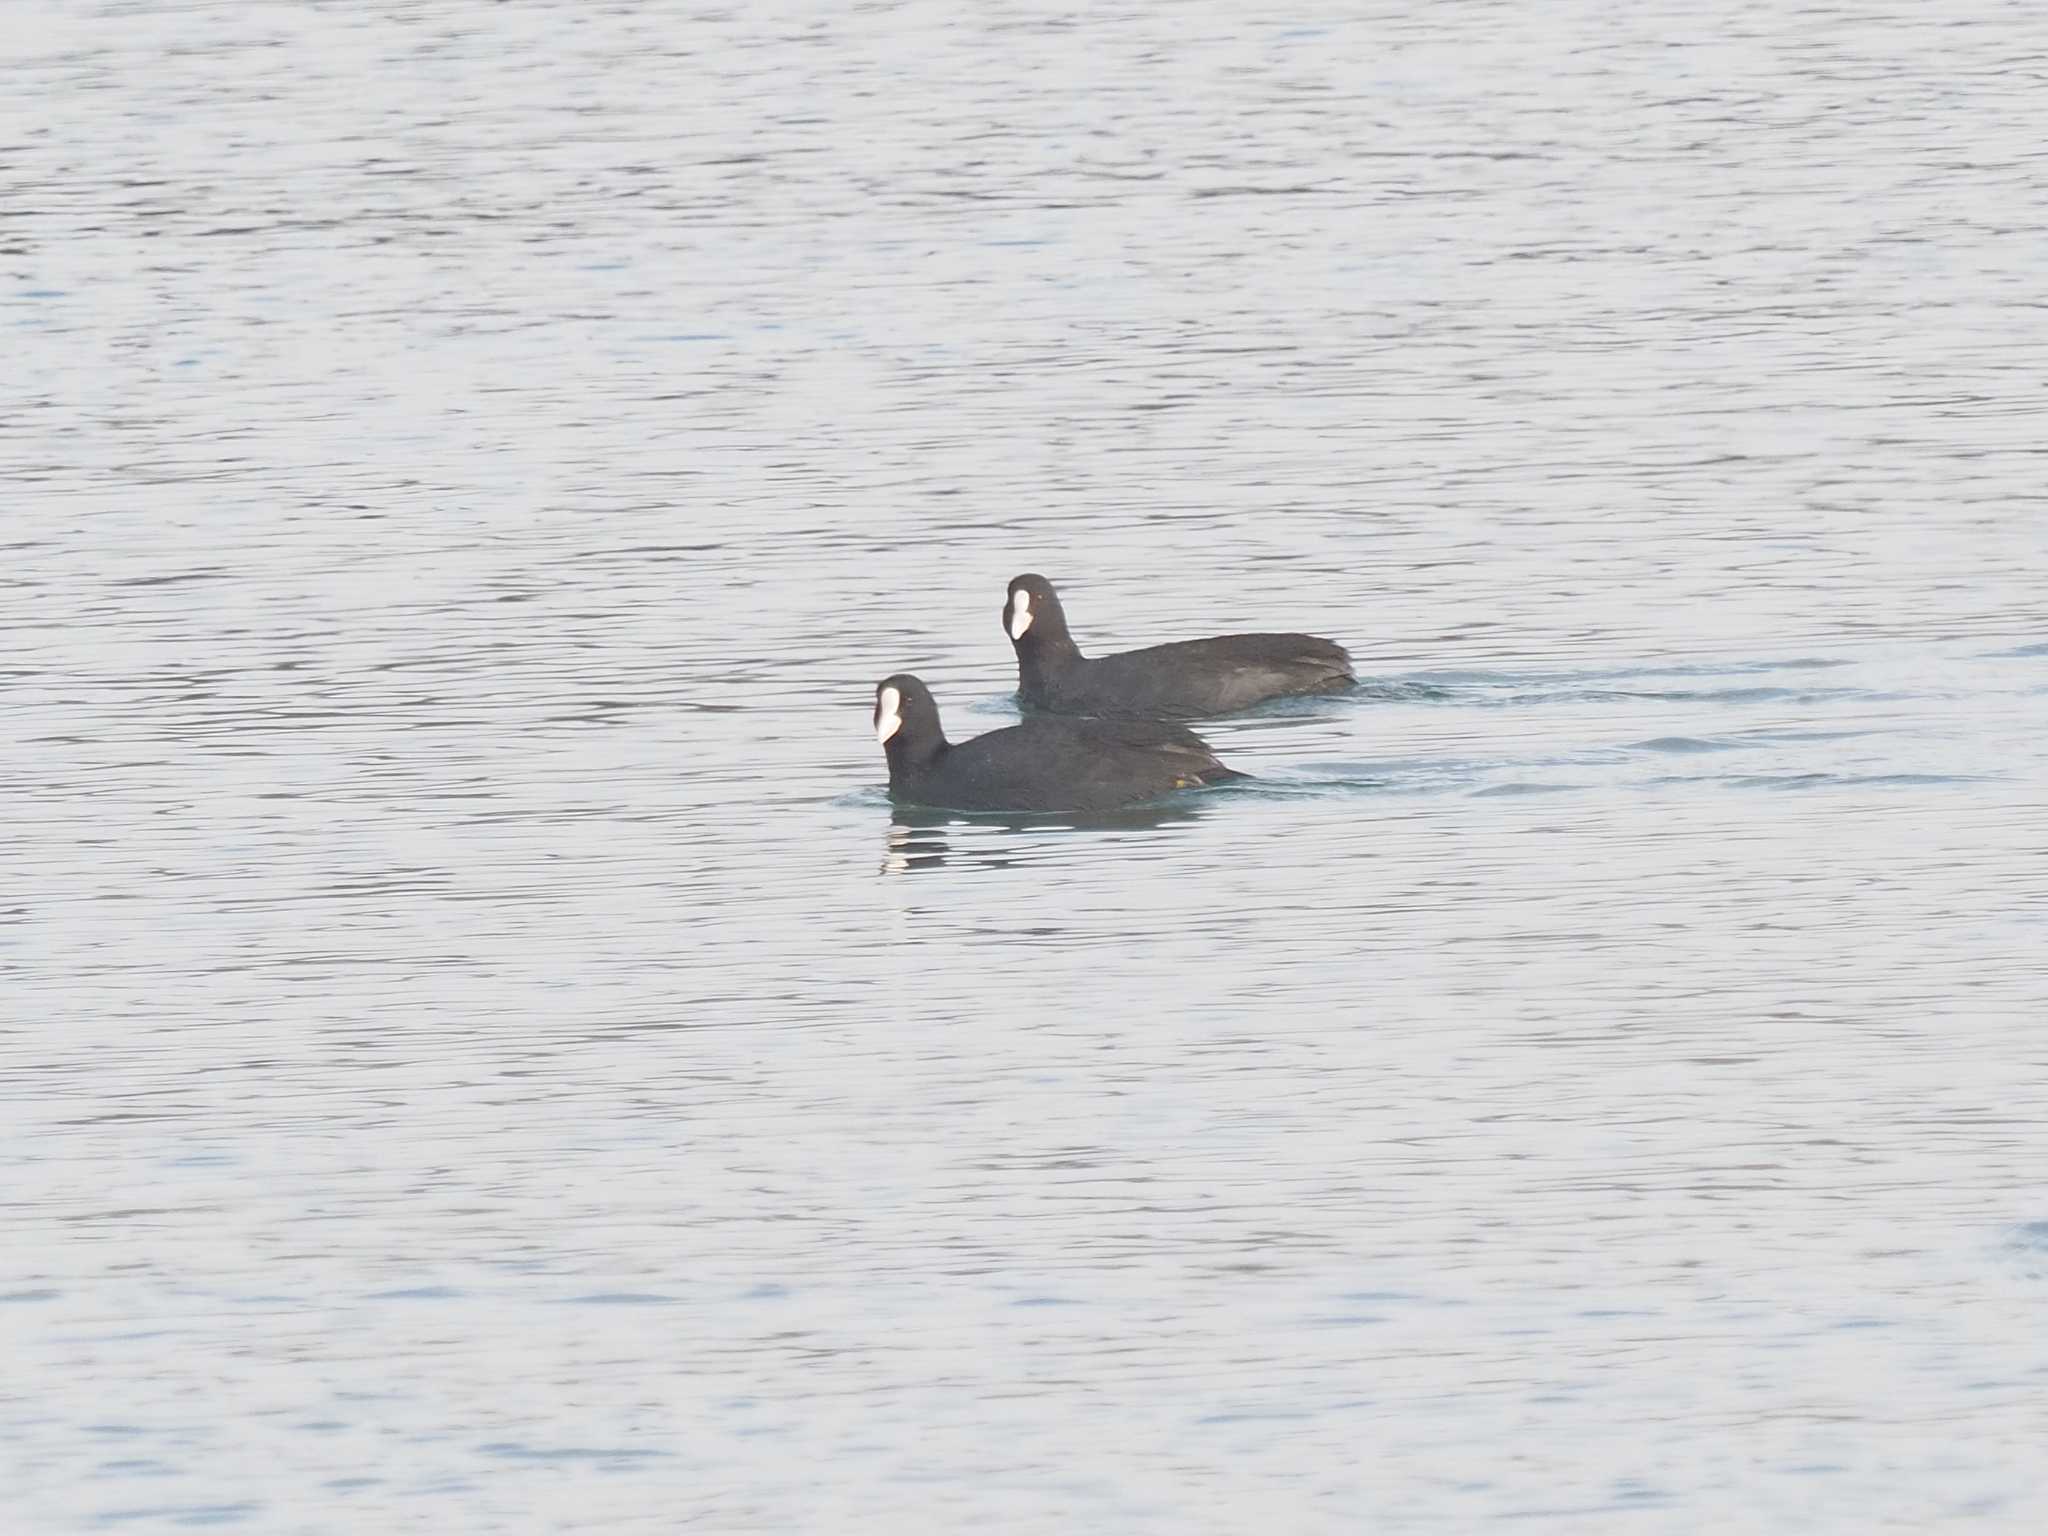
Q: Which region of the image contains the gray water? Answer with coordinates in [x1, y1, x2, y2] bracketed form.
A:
[6, 1, 2048, 1530]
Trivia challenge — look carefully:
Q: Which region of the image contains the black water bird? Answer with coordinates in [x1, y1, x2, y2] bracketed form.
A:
[872, 673, 1246, 814]
[1002, 573, 1354, 718]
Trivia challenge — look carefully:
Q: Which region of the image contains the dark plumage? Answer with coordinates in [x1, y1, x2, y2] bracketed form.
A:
[1002, 573, 1354, 719]
[871, 673, 1246, 814]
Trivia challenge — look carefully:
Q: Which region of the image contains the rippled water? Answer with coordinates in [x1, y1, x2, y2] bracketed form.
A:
[6, 1, 2047, 1530]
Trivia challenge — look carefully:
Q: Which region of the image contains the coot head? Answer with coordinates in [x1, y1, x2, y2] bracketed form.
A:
[874, 673, 946, 771]
[1003, 573, 1077, 654]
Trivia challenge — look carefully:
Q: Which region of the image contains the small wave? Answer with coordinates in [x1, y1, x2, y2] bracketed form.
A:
[477, 1442, 671, 1463]
[1347, 679, 1458, 703]
[963, 693, 1027, 718]
[1626, 735, 1741, 754]
[365, 1286, 465, 1302]
[1619, 685, 1863, 705]
[1479, 682, 1902, 709]
[1717, 771, 1984, 791]
[1607, 656, 1851, 679]
[1274, 758, 1469, 793]
[1733, 726, 1881, 744]
[1400, 657, 1850, 690]
[1237, 770, 1403, 796]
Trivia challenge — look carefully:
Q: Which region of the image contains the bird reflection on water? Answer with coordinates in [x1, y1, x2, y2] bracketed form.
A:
[880, 799, 1216, 875]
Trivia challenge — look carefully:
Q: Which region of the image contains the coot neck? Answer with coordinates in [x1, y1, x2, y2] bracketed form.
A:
[1016, 631, 1083, 697]
[885, 732, 948, 787]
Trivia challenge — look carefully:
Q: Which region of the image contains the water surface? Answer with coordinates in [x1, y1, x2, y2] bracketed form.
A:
[4, 1, 2047, 1531]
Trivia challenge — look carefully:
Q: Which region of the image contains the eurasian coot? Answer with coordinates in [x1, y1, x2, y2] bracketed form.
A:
[872, 673, 1246, 814]
[1003, 573, 1354, 718]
